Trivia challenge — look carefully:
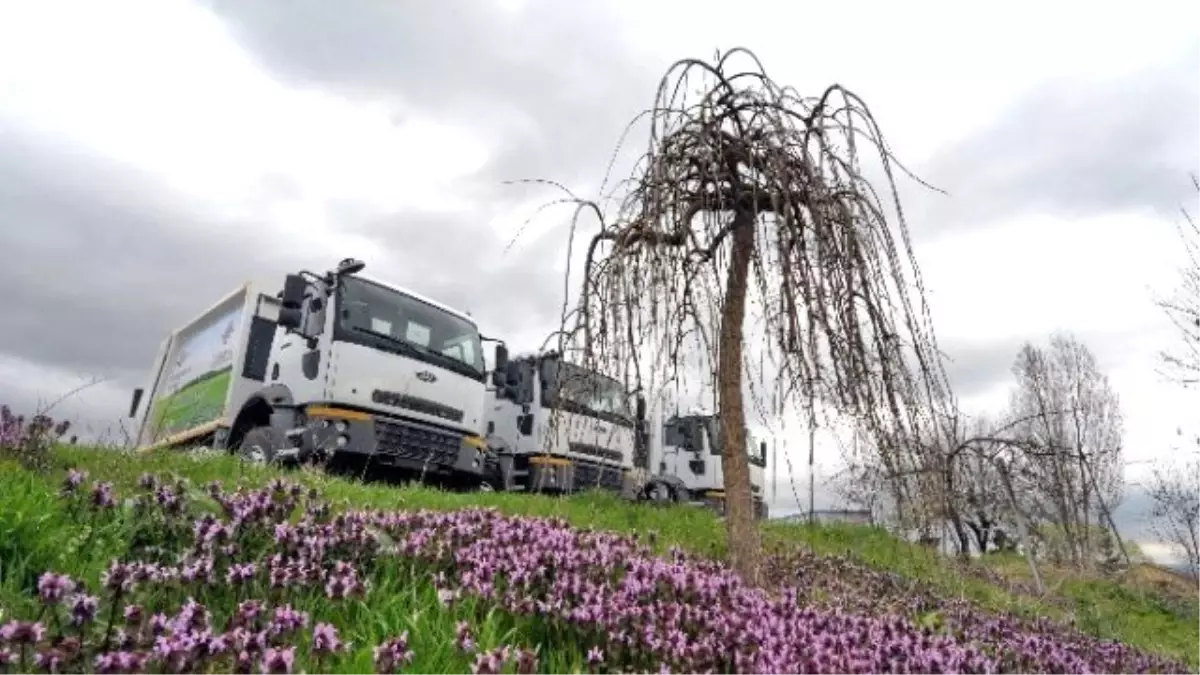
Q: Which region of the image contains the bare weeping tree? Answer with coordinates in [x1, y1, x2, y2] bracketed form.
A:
[550, 48, 953, 583]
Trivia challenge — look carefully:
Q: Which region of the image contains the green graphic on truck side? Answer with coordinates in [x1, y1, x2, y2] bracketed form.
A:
[144, 295, 243, 445]
[148, 367, 233, 439]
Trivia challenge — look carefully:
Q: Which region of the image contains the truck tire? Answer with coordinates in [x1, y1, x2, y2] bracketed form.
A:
[647, 481, 675, 505]
[238, 426, 287, 466]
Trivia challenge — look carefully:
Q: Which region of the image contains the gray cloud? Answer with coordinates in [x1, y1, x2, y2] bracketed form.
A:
[202, 0, 660, 203]
[917, 47, 1199, 236]
[0, 125, 294, 379]
[937, 337, 1024, 400]
[342, 205, 576, 342]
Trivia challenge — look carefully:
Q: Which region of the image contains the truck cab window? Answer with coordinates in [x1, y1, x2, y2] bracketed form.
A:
[405, 321, 431, 346]
[439, 333, 478, 364]
[680, 419, 703, 454]
[548, 361, 632, 420]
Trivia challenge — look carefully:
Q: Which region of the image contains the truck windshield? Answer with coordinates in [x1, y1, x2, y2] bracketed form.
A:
[702, 416, 767, 466]
[552, 361, 633, 424]
[336, 276, 485, 380]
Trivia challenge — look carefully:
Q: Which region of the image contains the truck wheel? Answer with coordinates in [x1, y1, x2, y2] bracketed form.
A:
[238, 426, 286, 465]
[647, 481, 675, 505]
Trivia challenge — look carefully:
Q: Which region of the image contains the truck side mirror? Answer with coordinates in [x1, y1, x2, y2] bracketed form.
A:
[760, 440, 768, 462]
[636, 395, 646, 421]
[128, 388, 144, 418]
[491, 344, 508, 387]
[278, 274, 306, 330]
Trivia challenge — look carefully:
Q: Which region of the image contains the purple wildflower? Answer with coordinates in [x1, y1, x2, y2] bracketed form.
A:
[471, 648, 510, 675]
[90, 481, 116, 509]
[455, 620, 476, 653]
[373, 632, 415, 674]
[260, 646, 296, 674]
[68, 593, 100, 627]
[0, 620, 46, 645]
[61, 469, 87, 496]
[36, 572, 75, 605]
[94, 651, 148, 674]
[268, 605, 308, 638]
[311, 623, 342, 655]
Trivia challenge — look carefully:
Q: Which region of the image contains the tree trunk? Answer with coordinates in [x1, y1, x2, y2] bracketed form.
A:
[942, 463, 971, 559]
[718, 209, 761, 584]
[996, 458, 1045, 594]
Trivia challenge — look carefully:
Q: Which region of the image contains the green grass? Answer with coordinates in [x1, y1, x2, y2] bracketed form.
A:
[760, 521, 1199, 666]
[1, 444, 1196, 671]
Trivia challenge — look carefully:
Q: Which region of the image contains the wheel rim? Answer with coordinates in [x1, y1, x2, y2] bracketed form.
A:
[243, 444, 267, 464]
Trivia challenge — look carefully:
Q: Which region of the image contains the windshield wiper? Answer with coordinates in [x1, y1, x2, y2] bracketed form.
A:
[351, 326, 423, 357]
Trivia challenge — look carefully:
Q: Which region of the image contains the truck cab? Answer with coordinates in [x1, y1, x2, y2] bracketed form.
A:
[484, 350, 640, 493]
[149, 258, 505, 484]
[643, 410, 769, 519]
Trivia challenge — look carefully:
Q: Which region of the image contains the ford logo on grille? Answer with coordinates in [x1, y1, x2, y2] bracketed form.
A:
[415, 371, 437, 383]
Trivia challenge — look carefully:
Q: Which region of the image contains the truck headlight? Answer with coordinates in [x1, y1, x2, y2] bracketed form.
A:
[334, 420, 348, 433]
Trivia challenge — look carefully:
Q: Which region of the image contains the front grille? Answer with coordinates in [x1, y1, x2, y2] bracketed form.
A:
[572, 460, 625, 491]
[375, 419, 460, 468]
[372, 390, 464, 423]
[568, 441, 625, 464]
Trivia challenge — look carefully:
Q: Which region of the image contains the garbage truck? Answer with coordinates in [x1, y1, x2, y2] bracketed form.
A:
[632, 407, 770, 519]
[481, 350, 768, 518]
[127, 258, 504, 484]
[482, 349, 638, 493]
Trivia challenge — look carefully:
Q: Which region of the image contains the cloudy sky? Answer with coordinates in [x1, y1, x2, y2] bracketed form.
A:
[1, 0, 1197, 554]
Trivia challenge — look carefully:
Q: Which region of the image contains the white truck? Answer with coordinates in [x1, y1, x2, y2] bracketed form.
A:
[481, 351, 768, 518]
[483, 349, 640, 494]
[633, 408, 770, 520]
[127, 258, 504, 484]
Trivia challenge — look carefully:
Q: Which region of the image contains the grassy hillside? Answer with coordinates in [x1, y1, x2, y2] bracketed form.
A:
[0, 444, 1195, 673]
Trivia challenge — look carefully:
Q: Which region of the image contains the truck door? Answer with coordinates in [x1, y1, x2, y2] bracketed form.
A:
[269, 285, 328, 403]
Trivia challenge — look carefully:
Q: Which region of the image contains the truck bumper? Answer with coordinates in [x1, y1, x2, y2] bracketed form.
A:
[306, 413, 487, 478]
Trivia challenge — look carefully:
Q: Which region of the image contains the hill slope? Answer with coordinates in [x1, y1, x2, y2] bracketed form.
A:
[0, 445, 1195, 673]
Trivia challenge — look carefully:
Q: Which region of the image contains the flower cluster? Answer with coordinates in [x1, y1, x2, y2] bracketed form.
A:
[375, 509, 1187, 673]
[0, 406, 71, 448]
[4, 469, 1189, 674]
[0, 405, 72, 471]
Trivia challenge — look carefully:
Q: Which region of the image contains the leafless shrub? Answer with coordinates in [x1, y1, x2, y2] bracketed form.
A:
[1146, 454, 1200, 578]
